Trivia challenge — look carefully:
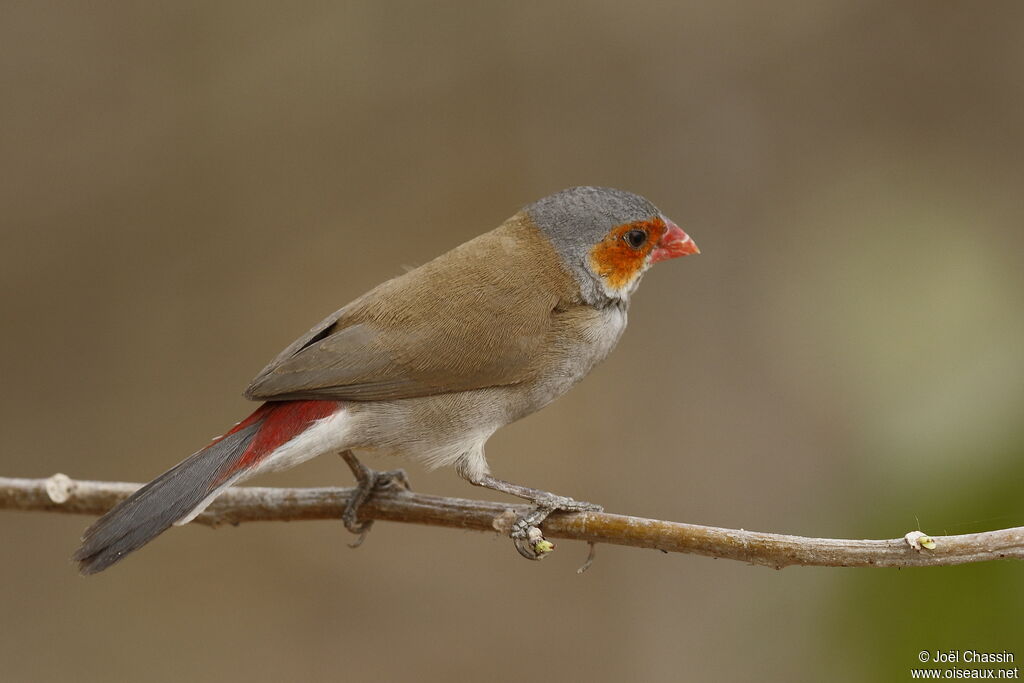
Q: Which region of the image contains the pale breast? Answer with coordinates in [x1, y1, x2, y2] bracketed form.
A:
[508, 301, 628, 421]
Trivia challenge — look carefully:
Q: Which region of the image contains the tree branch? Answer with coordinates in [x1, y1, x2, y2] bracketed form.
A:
[3, 474, 1022, 569]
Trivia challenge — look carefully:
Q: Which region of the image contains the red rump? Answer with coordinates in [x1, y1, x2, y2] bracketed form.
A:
[212, 400, 341, 480]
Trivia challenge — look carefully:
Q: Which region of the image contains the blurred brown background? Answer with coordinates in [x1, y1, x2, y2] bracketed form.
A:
[2, 2, 1023, 681]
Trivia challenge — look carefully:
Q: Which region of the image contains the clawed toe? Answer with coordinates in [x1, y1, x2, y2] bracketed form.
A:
[535, 494, 603, 514]
[557, 498, 602, 513]
[375, 468, 411, 492]
[339, 451, 412, 548]
[507, 495, 602, 561]
[511, 522, 555, 560]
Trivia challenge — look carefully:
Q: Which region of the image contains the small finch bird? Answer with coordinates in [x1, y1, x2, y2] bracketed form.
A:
[74, 186, 698, 573]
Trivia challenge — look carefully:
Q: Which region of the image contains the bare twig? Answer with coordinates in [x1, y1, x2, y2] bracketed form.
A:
[2, 474, 1022, 569]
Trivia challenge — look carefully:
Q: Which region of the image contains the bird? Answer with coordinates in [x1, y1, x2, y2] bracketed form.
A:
[74, 186, 699, 574]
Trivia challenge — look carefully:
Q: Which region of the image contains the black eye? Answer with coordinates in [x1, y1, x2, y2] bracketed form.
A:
[623, 229, 647, 249]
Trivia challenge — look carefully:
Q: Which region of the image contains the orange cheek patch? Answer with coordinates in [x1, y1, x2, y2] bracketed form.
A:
[588, 218, 668, 291]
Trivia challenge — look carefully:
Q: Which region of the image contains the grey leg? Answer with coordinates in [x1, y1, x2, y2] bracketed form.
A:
[339, 450, 411, 548]
[466, 473, 602, 513]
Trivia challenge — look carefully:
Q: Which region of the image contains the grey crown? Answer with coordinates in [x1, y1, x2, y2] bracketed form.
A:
[525, 186, 662, 304]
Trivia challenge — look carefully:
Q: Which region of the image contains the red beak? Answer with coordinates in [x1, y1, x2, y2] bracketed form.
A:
[651, 220, 699, 263]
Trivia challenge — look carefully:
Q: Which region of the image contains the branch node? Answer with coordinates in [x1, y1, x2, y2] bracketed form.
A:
[905, 530, 937, 551]
[45, 473, 74, 504]
[492, 508, 518, 534]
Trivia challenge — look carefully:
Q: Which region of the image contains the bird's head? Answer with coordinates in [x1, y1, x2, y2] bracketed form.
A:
[526, 186, 698, 304]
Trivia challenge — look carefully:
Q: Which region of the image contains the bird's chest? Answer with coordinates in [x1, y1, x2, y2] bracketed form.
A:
[512, 303, 628, 418]
[573, 303, 629, 370]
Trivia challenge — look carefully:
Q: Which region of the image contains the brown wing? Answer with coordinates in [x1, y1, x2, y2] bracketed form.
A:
[244, 217, 576, 402]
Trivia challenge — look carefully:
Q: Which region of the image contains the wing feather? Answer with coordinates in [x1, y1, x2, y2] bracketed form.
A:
[244, 218, 575, 402]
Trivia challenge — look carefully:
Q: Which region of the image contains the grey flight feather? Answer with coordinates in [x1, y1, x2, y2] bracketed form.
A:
[74, 422, 262, 574]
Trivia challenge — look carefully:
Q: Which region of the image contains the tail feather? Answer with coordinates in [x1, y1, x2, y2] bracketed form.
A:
[74, 422, 261, 575]
[74, 399, 341, 575]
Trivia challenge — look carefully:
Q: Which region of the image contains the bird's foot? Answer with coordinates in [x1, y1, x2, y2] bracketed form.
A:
[536, 494, 603, 514]
[510, 495, 603, 561]
[339, 450, 411, 548]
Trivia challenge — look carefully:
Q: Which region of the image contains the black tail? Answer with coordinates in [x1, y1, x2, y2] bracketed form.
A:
[74, 422, 261, 575]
